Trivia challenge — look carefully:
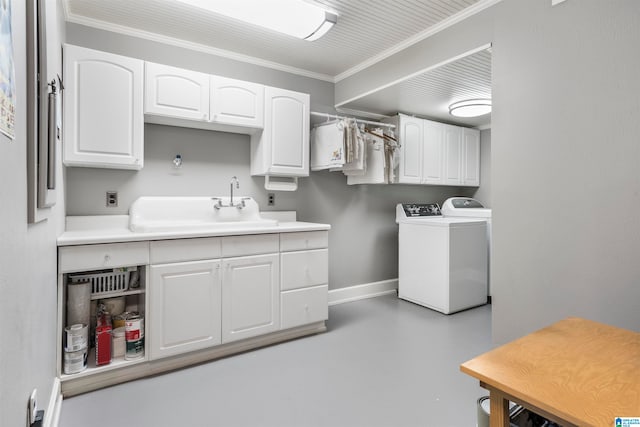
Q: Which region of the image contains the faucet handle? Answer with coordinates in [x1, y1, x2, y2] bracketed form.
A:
[212, 197, 223, 210]
[237, 197, 251, 210]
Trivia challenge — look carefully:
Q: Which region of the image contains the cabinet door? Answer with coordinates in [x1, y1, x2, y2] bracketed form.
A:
[443, 125, 463, 185]
[422, 120, 444, 185]
[222, 254, 280, 343]
[398, 116, 423, 184]
[281, 249, 328, 291]
[144, 62, 210, 121]
[63, 44, 144, 169]
[281, 285, 328, 329]
[210, 76, 264, 128]
[462, 128, 480, 186]
[149, 260, 222, 359]
[252, 87, 309, 177]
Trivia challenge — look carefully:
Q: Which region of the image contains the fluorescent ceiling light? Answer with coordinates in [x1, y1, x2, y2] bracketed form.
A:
[449, 99, 492, 118]
[175, 0, 337, 41]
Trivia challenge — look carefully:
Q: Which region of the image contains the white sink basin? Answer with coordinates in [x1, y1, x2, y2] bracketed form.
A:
[129, 196, 278, 232]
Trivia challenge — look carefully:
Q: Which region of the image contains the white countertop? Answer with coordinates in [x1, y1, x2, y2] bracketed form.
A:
[58, 215, 331, 246]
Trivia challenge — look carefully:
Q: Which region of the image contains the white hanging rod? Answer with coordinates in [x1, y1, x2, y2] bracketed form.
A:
[310, 111, 396, 129]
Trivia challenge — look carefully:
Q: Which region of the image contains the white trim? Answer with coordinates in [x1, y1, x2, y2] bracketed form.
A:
[335, 43, 492, 108]
[476, 123, 492, 131]
[334, 0, 503, 82]
[63, 14, 335, 83]
[328, 279, 398, 306]
[44, 378, 62, 427]
[334, 107, 393, 121]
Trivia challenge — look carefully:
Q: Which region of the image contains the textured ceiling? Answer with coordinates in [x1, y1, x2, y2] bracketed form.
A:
[63, 0, 482, 78]
[340, 48, 492, 127]
[63, 0, 492, 127]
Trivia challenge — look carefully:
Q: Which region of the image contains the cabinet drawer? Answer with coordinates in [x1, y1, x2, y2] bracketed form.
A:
[59, 242, 149, 273]
[150, 238, 222, 264]
[281, 285, 328, 330]
[281, 249, 328, 291]
[280, 231, 328, 251]
[221, 234, 279, 257]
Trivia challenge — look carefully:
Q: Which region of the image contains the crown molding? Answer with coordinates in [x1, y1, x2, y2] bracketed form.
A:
[64, 12, 335, 82]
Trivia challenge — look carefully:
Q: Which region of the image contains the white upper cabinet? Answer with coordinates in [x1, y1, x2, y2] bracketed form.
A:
[251, 86, 310, 177]
[63, 44, 144, 169]
[144, 63, 264, 131]
[210, 76, 264, 128]
[462, 128, 480, 186]
[443, 125, 463, 186]
[422, 120, 444, 185]
[389, 114, 480, 187]
[144, 62, 210, 121]
[398, 116, 423, 184]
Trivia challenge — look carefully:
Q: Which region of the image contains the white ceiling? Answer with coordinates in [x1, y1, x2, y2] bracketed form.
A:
[63, 0, 493, 127]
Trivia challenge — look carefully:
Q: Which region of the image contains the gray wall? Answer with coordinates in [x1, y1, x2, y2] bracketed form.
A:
[472, 129, 491, 207]
[66, 124, 475, 289]
[64, 24, 478, 290]
[491, 0, 640, 343]
[0, 0, 65, 425]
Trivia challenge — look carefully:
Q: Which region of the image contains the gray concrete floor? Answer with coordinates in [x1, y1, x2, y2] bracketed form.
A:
[60, 295, 493, 427]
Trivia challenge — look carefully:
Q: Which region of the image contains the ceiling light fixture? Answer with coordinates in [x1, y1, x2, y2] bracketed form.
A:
[175, 0, 337, 41]
[449, 99, 492, 118]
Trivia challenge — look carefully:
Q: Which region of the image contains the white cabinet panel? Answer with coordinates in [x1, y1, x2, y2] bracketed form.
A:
[422, 121, 444, 185]
[222, 254, 280, 343]
[281, 285, 328, 330]
[59, 242, 149, 273]
[211, 76, 264, 128]
[281, 249, 328, 291]
[251, 87, 309, 177]
[145, 62, 210, 121]
[444, 125, 463, 186]
[149, 260, 222, 359]
[63, 44, 144, 169]
[221, 234, 279, 258]
[280, 231, 329, 252]
[150, 238, 222, 264]
[398, 116, 423, 184]
[462, 128, 480, 186]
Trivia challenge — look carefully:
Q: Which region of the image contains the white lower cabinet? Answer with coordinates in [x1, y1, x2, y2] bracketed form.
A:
[281, 285, 328, 329]
[279, 232, 329, 329]
[222, 254, 280, 343]
[149, 260, 222, 360]
[58, 230, 328, 395]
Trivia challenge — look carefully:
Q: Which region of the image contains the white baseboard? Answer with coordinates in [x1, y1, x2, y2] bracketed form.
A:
[328, 279, 398, 306]
[45, 377, 62, 427]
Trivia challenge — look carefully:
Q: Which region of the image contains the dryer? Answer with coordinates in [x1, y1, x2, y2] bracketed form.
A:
[396, 203, 488, 314]
[441, 198, 492, 297]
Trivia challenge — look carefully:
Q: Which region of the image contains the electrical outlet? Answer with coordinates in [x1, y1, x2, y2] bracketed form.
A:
[29, 389, 37, 425]
[106, 191, 118, 207]
[268, 193, 275, 206]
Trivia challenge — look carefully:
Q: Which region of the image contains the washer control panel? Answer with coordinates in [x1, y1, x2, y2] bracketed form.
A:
[401, 203, 441, 217]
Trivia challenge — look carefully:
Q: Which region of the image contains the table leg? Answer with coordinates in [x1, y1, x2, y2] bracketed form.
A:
[489, 389, 510, 427]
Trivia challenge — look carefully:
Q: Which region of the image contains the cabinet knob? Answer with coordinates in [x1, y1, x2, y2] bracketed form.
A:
[104, 254, 111, 263]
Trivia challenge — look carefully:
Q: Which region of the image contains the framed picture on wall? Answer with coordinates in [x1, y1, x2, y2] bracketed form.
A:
[0, 0, 16, 139]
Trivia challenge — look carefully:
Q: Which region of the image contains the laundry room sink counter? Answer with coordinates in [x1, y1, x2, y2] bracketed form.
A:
[58, 214, 330, 246]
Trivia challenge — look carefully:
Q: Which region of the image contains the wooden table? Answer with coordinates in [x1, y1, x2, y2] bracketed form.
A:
[460, 317, 640, 427]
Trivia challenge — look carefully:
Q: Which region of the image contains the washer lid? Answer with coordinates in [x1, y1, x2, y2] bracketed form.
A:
[397, 217, 486, 227]
[441, 197, 491, 218]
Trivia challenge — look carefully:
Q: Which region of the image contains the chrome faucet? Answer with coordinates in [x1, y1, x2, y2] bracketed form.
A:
[230, 176, 239, 206]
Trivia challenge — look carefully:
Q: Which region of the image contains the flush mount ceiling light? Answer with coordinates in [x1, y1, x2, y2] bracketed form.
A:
[175, 0, 337, 41]
[449, 99, 492, 118]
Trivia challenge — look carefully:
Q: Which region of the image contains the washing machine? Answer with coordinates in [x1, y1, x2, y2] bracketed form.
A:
[441, 197, 492, 298]
[396, 203, 488, 314]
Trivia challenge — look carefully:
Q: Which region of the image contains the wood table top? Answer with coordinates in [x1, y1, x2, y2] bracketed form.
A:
[460, 317, 640, 427]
